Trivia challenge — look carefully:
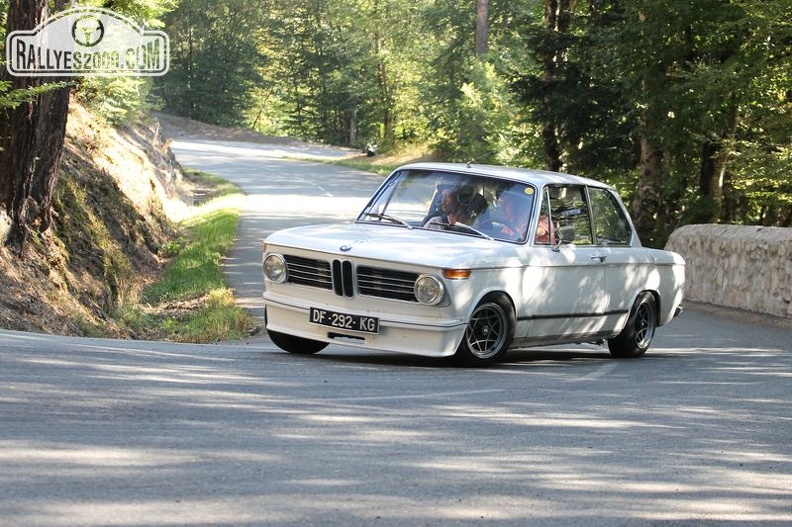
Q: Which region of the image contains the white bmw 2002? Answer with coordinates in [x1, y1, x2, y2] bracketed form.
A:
[262, 163, 685, 366]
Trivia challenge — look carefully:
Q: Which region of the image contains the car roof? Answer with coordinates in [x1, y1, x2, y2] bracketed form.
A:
[397, 162, 613, 190]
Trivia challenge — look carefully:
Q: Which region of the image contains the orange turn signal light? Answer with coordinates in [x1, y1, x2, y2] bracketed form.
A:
[443, 269, 472, 280]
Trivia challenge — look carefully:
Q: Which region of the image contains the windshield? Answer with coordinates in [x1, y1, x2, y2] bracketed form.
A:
[357, 169, 537, 242]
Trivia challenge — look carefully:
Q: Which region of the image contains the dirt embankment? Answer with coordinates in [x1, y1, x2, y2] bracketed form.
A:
[153, 112, 305, 146]
[0, 103, 195, 336]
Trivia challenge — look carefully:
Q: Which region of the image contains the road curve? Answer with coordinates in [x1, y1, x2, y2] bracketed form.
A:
[169, 139, 383, 322]
[0, 139, 789, 527]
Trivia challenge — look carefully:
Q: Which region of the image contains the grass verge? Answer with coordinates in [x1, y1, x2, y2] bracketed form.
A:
[120, 169, 259, 343]
[120, 144, 431, 342]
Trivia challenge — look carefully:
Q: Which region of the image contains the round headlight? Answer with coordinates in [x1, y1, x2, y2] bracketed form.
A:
[414, 275, 445, 306]
[263, 254, 287, 283]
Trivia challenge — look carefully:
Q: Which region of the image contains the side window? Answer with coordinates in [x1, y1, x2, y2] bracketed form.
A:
[535, 191, 553, 245]
[536, 185, 593, 245]
[589, 188, 631, 245]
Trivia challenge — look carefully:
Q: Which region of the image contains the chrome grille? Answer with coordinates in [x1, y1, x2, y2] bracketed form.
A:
[282, 255, 419, 302]
[357, 266, 418, 302]
[284, 255, 332, 290]
[332, 259, 355, 298]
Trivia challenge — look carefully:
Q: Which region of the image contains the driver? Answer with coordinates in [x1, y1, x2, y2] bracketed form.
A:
[494, 190, 531, 240]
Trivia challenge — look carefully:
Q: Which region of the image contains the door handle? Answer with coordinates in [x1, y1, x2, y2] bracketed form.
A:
[590, 255, 607, 263]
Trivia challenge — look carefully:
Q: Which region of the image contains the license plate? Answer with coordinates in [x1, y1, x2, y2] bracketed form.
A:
[310, 307, 379, 334]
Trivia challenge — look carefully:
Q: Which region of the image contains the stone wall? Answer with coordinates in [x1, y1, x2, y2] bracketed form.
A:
[665, 225, 792, 318]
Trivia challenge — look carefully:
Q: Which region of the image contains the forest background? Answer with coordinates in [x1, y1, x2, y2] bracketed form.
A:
[2, 0, 791, 252]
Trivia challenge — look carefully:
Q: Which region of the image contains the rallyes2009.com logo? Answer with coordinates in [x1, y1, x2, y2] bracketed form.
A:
[6, 7, 169, 77]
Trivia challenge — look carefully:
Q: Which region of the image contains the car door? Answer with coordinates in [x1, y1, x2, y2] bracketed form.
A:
[518, 185, 610, 339]
[588, 187, 649, 327]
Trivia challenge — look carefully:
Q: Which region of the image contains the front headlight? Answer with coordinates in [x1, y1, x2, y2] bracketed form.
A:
[263, 254, 287, 283]
[414, 275, 445, 305]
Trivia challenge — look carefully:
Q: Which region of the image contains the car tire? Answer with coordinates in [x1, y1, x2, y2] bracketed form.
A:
[608, 292, 657, 358]
[268, 329, 328, 355]
[454, 294, 515, 367]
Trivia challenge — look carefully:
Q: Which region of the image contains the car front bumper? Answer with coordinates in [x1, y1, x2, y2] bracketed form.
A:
[263, 294, 468, 358]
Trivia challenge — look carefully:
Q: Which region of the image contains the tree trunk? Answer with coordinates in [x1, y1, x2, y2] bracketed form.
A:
[30, 87, 71, 233]
[540, 0, 576, 172]
[629, 6, 672, 247]
[0, 0, 71, 252]
[632, 136, 668, 247]
[374, 33, 395, 146]
[380, 61, 394, 144]
[475, 0, 489, 56]
[695, 105, 738, 223]
[543, 122, 562, 172]
[348, 107, 358, 147]
[632, 60, 671, 247]
[696, 139, 725, 223]
[541, 0, 560, 171]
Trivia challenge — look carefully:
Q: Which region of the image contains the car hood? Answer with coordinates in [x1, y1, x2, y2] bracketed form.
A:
[264, 222, 524, 269]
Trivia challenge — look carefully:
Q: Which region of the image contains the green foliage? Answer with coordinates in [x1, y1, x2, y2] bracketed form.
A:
[69, 0, 177, 123]
[431, 60, 521, 164]
[153, 0, 264, 127]
[76, 77, 158, 124]
[5, 0, 786, 234]
[258, 0, 349, 141]
[253, 0, 432, 147]
[420, 1, 542, 166]
[144, 206, 237, 304]
[501, 0, 792, 238]
[75, 0, 177, 23]
[0, 81, 67, 111]
[131, 184, 257, 342]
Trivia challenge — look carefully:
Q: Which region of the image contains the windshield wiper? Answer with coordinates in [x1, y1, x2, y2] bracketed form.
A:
[362, 212, 413, 229]
[452, 223, 493, 240]
[428, 221, 492, 240]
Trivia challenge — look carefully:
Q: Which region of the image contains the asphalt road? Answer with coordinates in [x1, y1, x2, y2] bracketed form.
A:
[0, 140, 790, 526]
[170, 138, 380, 321]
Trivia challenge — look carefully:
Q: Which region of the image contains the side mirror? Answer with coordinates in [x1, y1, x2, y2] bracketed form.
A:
[552, 225, 575, 251]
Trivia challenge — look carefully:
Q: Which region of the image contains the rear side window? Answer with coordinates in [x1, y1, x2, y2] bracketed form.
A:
[589, 188, 631, 245]
[537, 185, 593, 245]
